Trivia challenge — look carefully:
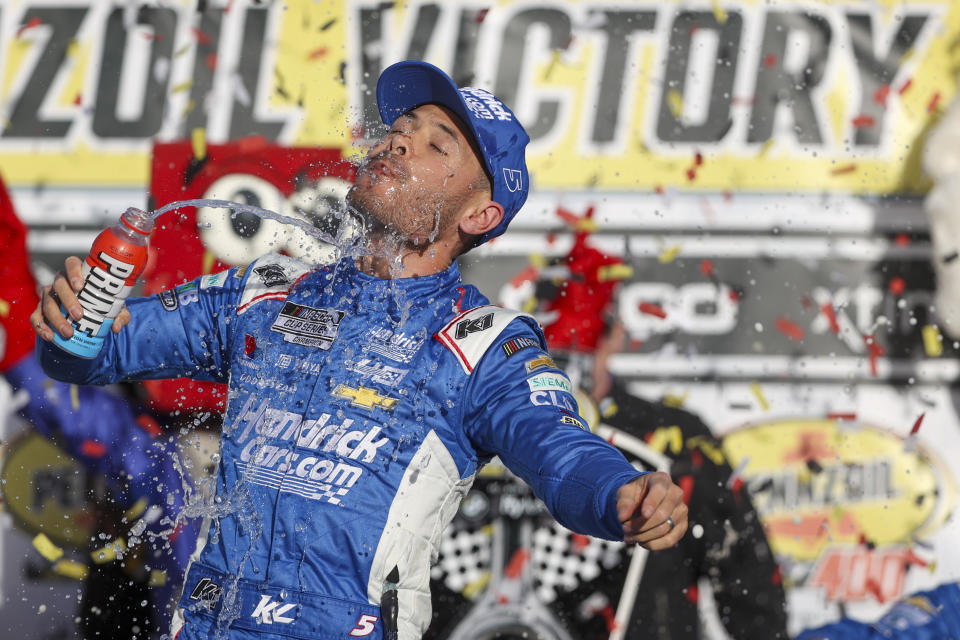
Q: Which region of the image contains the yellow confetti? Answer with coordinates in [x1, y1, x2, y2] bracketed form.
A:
[750, 381, 770, 410]
[149, 570, 167, 587]
[69, 384, 79, 410]
[171, 80, 193, 94]
[601, 398, 619, 418]
[33, 534, 64, 562]
[758, 138, 775, 158]
[0, 298, 10, 317]
[462, 572, 491, 599]
[662, 392, 688, 409]
[191, 127, 207, 161]
[711, 0, 728, 24]
[53, 559, 88, 581]
[544, 49, 562, 81]
[658, 245, 682, 264]
[522, 297, 538, 314]
[667, 90, 684, 119]
[597, 264, 634, 282]
[123, 496, 149, 522]
[202, 249, 217, 275]
[529, 253, 546, 269]
[90, 538, 127, 564]
[922, 325, 943, 357]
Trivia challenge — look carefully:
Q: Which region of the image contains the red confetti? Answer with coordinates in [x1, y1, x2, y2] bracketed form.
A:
[852, 114, 875, 129]
[654, 185, 665, 195]
[873, 84, 890, 108]
[690, 449, 703, 469]
[772, 565, 782, 586]
[17, 16, 43, 37]
[820, 304, 840, 335]
[474, 8, 490, 23]
[694, 151, 703, 166]
[556, 206, 582, 226]
[73, 94, 82, 106]
[910, 413, 925, 436]
[723, 190, 733, 202]
[504, 549, 531, 579]
[865, 577, 885, 603]
[904, 550, 929, 568]
[831, 164, 857, 175]
[81, 440, 107, 458]
[801, 295, 813, 310]
[638, 302, 667, 319]
[571, 533, 590, 552]
[685, 167, 697, 181]
[191, 27, 211, 45]
[685, 584, 700, 604]
[730, 476, 744, 495]
[864, 333, 886, 377]
[599, 605, 618, 632]
[545, 231, 556, 245]
[205, 53, 218, 70]
[678, 475, 695, 505]
[894, 233, 910, 246]
[136, 414, 163, 438]
[897, 78, 913, 95]
[728, 288, 741, 303]
[827, 412, 857, 421]
[308, 46, 328, 60]
[244, 333, 257, 357]
[763, 54, 778, 68]
[889, 277, 906, 295]
[699, 259, 715, 278]
[927, 92, 941, 113]
[775, 316, 806, 342]
[142, 32, 165, 41]
[510, 265, 539, 289]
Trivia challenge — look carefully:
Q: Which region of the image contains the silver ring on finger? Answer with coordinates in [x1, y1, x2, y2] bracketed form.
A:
[666, 516, 675, 532]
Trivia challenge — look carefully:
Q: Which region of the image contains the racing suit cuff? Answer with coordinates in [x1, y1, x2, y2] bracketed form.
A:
[599, 469, 650, 541]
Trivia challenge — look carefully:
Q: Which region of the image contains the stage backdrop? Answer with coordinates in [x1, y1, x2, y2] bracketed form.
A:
[1, 1, 959, 638]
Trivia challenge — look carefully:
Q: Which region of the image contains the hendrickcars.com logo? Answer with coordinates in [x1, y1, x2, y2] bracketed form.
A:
[723, 418, 956, 603]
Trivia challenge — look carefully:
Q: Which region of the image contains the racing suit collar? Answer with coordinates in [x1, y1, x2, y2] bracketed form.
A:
[338, 257, 464, 310]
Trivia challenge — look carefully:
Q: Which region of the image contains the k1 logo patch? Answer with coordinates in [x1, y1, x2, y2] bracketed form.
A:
[270, 302, 344, 350]
[455, 313, 493, 339]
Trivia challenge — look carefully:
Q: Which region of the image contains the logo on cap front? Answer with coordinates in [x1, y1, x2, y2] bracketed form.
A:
[502, 168, 523, 193]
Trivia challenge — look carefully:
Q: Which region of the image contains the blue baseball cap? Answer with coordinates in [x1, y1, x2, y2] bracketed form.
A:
[376, 60, 530, 244]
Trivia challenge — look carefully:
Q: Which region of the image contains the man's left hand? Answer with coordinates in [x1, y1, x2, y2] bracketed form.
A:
[617, 472, 688, 550]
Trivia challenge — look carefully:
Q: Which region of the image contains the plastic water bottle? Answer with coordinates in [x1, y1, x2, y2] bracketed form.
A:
[52, 207, 154, 358]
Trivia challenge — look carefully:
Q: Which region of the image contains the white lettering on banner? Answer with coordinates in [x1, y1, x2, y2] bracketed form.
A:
[365, 327, 424, 363]
[526, 373, 572, 393]
[619, 282, 738, 340]
[250, 595, 296, 624]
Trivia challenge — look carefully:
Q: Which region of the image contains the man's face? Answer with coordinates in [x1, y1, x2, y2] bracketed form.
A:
[347, 103, 489, 246]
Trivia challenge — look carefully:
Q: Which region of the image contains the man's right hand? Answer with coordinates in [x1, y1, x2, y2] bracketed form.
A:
[31, 256, 131, 342]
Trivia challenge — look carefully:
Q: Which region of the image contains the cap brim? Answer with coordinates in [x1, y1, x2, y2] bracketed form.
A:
[376, 61, 494, 180]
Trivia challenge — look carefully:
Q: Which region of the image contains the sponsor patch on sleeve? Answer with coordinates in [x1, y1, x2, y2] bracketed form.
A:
[200, 270, 230, 289]
[501, 335, 539, 357]
[526, 372, 572, 393]
[524, 354, 557, 374]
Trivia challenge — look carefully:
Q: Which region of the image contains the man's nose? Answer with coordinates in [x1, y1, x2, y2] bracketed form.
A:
[388, 133, 408, 156]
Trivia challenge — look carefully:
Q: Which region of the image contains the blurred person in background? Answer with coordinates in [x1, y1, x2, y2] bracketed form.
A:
[0, 172, 210, 639]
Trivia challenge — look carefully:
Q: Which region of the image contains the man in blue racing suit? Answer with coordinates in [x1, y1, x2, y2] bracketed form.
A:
[33, 61, 688, 639]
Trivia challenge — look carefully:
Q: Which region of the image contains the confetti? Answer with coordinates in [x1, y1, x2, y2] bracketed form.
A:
[678, 475, 694, 504]
[171, 80, 193, 94]
[873, 84, 890, 108]
[17, 16, 43, 38]
[749, 382, 769, 411]
[320, 18, 338, 31]
[758, 138, 774, 157]
[909, 412, 926, 436]
[943, 250, 959, 264]
[667, 90, 684, 119]
[827, 412, 857, 421]
[894, 233, 911, 247]
[922, 325, 943, 357]
[638, 302, 667, 319]
[191, 127, 207, 160]
[659, 245, 681, 263]
[699, 259, 715, 278]
[863, 333, 886, 377]
[503, 548, 531, 580]
[830, 163, 857, 176]
[191, 26, 211, 45]
[927, 92, 941, 114]
[820, 303, 841, 335]
[509, 265, 539, 288]
[571, 533, 590, 552]
[889, 277, 906, 296]
[685, 584, 700, 604]
[597, 264, 634, 281]
[775, 316, 805, 342]
[898, 78, 913, 95]
[710, 0, 727, 24]
[763, 53, 778, 68]
[32, 534, 63, 562]
[544, 49, 562, 81]
[726, 456, 749, 490]
[81, 439, 106, 458]
[852, 114, 875, 129]
[308, 46, 328, 60]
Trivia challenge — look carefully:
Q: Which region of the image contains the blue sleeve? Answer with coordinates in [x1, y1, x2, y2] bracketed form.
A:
[462, 319, 644, 541]
[37, 267, 243, 385]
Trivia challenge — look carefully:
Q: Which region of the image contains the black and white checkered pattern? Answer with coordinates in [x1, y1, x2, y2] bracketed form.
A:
[433, 522, 625, 602]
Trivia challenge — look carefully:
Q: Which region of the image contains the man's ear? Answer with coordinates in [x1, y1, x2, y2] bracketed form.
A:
[459, 200, 504, 237]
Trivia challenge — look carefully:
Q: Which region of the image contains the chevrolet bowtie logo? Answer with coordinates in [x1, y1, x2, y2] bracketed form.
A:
[333, 385, 399, 411]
